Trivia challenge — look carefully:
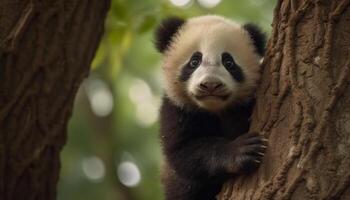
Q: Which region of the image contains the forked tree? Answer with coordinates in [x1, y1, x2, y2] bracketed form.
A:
[0, 1, 110, 199]
[220, 0, 350, 199]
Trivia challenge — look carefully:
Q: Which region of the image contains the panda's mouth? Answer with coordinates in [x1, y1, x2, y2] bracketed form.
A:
[194, 94, 230, 101]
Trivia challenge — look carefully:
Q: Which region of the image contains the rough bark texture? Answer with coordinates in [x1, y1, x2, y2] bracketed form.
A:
[219, 0, 350, 199]
[0, 1, 110, 199]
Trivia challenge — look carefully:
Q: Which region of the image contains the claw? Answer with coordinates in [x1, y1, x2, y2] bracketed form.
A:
[261, 138, 269, 142]
[261, 145, 267, 149]
[254, 159, 261, 163]
[258, 152, 265, 156]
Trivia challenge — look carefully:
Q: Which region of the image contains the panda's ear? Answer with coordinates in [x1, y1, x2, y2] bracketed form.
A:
[154, 17, 185, 53]
[243, 23, 266, 57]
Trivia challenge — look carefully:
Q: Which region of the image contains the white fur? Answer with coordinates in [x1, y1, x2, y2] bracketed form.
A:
[162, 15, 262, 111]
[187, 63, 237, 111]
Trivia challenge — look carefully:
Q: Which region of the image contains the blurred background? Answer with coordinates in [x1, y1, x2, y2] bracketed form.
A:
[57, 0, 275, 199]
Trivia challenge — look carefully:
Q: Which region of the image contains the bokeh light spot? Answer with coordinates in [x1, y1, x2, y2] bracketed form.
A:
[117, 161, 141, 187]
[128, 78, 159, 127]
[197, 0, 221, 8]
[82, 156, 105, 182]
[86, 78, 114, 117]
[169, 0, 192, 7]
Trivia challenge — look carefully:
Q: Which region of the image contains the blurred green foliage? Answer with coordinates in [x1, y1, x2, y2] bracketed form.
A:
[58, 0, 275, 199]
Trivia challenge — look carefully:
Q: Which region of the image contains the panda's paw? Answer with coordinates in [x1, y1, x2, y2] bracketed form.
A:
[227, 132, 267, 174]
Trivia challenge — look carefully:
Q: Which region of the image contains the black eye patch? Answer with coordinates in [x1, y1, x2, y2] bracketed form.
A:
[221, 52, 244, 82]
[179, 52, 202, 82]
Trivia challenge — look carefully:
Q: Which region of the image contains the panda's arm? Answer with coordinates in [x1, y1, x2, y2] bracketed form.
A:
[160, 98, 266, 179]
[166, 136, 232, 179]
[164, 134, 266, 180]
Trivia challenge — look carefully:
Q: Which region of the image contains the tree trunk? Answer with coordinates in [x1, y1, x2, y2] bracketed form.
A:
[219, 0, 350, 199]
[0, 1, 110, 199]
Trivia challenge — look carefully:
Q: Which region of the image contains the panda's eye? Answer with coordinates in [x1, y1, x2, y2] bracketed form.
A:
[222, 52, 235, 68]
[190, 58, 200, 68]
[189, 52, 202, 68]
[223, 60, 234, 68]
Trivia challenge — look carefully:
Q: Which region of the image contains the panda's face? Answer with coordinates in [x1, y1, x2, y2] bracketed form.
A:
[157, 15, 265, 112]
[183, 50, 244, 111]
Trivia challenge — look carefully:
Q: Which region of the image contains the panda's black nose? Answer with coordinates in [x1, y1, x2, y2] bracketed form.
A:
[199, 81, 224, 93]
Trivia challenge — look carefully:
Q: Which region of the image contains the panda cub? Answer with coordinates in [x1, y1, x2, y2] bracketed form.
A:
[155, 15, 267, 200]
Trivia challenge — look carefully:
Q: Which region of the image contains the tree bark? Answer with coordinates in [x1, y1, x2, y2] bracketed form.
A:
[219, 0, 350, 199]
[0, 1, 110, 199]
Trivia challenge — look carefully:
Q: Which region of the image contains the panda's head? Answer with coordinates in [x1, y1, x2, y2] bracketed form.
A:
[155, 15, 266, 112]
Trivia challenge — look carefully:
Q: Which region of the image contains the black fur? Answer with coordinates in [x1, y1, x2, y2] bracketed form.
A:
[179, 62, 197, 82]
[160, 97, 266, 200]
[222, 52, 245, 82]
[243, 23, 266, 56]
[179, 52, 202, 82]
[155, 17, 186, 53]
